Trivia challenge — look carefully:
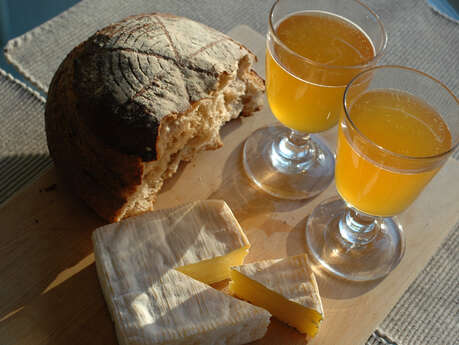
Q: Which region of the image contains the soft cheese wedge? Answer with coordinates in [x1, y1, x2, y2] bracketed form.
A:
[101, 269, 270, 345]
[94, 200, 251, 284]
[229, 254, 324, 338]
[93, 200, 270, 345]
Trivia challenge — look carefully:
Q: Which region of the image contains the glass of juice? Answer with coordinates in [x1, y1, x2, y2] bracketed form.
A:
[242, 0, 387, 199]
[306, 66, 459, 281]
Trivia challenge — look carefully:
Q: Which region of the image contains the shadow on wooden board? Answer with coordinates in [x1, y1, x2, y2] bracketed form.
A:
[0, 167, 105, 322]
[0, 264, 117, 345]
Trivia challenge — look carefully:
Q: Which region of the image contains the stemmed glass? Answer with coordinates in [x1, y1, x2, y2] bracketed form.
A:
[242, 0, 386, 199]
[306, 66, 459, 281]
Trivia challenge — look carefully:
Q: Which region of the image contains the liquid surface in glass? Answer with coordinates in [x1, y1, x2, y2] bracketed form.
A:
[266, 11, 375, 133]
[336, 89, 452, 216]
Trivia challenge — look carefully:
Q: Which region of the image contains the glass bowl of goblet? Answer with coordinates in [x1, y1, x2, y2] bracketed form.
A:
[242, 0, 387, 199]
[306, 65, 459, 281]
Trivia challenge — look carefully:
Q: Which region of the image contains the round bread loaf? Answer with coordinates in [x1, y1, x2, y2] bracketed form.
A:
[45, 13, 264, 222]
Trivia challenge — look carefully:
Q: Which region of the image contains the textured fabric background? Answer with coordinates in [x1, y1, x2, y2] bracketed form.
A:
[377, 224, 459, 345]
[0, 69, 51, 205]
[4, 0, 459, 96]
[3, 0, 272, 92]
[1, 0, 458, 344]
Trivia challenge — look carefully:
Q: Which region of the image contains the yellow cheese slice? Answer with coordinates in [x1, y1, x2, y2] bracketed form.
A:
[229, 254, 323, 338]
[92, 200, 270, 345]
[176, 247, 249, 284]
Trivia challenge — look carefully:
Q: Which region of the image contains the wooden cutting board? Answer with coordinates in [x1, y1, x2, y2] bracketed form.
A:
[0, 25, 458, 345]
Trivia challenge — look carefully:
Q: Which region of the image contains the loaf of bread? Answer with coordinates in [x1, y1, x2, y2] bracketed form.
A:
[45, 13, 264, 222]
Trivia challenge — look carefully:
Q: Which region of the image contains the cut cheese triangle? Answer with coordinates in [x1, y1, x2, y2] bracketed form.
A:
[93, 200, 270, 345]
[229, 254, 324, 338]
[103, 269, 270, 345]
[94, 200, 250, 285]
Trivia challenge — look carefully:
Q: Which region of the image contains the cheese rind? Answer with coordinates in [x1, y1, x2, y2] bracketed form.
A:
[229, 254, 323, 338]
[94, 200, 250, 289]
[93, 200, 270, 345]
[109, 270, 270, 345]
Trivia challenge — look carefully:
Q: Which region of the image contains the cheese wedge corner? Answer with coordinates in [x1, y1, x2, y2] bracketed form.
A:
[174, 200, 251, 284]
[229, 254, 324, 338]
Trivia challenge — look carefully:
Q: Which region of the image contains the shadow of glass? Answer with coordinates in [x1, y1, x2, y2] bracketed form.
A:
[287, 216, 384, 300]
[311, 264, 384, 300]
[208, 140, 313, 225]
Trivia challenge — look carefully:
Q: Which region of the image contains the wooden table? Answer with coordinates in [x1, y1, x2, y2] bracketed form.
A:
[1, 26, 457, 345]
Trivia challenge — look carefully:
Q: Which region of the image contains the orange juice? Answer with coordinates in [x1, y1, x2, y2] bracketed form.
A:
[336, 89, 452, 216]
[266, 11, 375, 133]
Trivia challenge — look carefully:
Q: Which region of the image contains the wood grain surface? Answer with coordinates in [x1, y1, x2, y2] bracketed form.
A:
[0, 26, 458, 345]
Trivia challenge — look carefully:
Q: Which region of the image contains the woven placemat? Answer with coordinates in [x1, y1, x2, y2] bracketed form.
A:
[376, 224, 459, 345]
[3, 0, 272, 93]
[0, 69, 51, 205]
[3, 0, 458, 97]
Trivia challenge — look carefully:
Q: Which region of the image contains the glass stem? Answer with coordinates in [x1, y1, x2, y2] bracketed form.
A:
[339, 207, 379, 246]
[276, 129, 313, 162]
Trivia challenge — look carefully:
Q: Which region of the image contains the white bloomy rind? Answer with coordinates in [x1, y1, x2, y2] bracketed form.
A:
[232, 254, 324, 317]
[92, 200, 270, 345]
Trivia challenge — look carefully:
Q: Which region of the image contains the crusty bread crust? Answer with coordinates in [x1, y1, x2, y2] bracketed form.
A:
[46, 44, 143, 221]
[45, 13, 264, 222]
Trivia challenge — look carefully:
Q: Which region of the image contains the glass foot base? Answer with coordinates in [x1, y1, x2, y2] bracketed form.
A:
[242, 125, 335, 199]
[306, 196, 405, 281]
